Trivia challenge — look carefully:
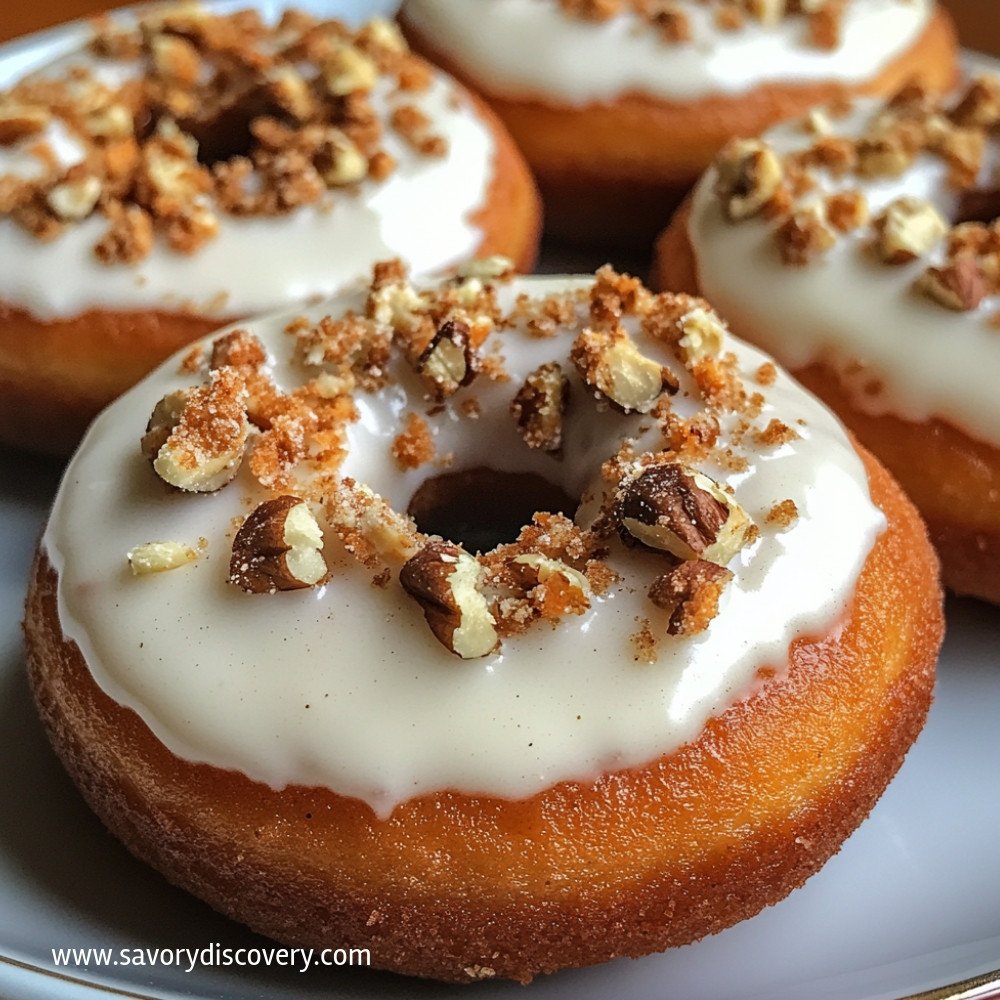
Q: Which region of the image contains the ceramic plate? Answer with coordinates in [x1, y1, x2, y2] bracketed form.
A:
[1, 5, 999, 998]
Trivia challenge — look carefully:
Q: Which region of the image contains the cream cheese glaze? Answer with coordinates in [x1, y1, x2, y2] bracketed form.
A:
[401, 0, 931, 104]
[0, 43, 493, 320]
[43, 274, 883, 817]
[687, 98, 1000, 447]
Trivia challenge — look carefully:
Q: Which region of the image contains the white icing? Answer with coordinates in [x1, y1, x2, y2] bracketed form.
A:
[43, 275, 883, 817]
[0, 48, 494, 319]
[687, 99, 1000, 446]
[401, 0, 932, 104]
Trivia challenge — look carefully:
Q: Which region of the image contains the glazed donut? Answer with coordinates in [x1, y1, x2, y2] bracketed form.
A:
[25, 262, 942, 983]
[400, 0, 958, 245]
[654, 74, 1000, 604]
[0, 5, 540, 455]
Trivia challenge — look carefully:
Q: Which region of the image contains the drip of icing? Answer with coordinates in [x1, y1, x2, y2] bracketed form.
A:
[687, 100, 1000, 447]
[43, 276, 883, 818]
[402, 0, 931, 104]
[0, 52, 493, 319]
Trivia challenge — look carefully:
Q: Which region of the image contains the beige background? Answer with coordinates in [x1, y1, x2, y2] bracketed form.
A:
[0, 0, 997, 50]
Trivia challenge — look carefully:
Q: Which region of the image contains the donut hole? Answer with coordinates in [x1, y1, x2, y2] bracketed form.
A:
[407, 467, 578, 553]
[180, 85, 286, 166]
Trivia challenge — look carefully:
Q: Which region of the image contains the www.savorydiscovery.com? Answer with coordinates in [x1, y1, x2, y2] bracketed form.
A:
[51, 944, 371, 974]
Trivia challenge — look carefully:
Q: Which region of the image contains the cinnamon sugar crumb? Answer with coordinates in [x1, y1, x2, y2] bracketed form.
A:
[630, 618, 658, 663]
[755, 362, 777, 386]
[391, 412, 435, 470]
[766, 499, 800, 528]
[753, 418, 800, 446]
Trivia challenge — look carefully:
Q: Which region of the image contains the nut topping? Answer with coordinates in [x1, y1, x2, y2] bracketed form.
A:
[510, 362, 569, 451]
[676, 306, 726, 363]
[416, 318, 478, 400]
[872, 197, 948, 264]
[140, 388, 194, 461]
[616, 463, 753, 565]
[0, 102, 50, 145]
[649, 559, 733, 636]
[147, 368, 249, 492]
[919, 256, 987, 312]
[46, 175, 102, 221]
[127, 540, 198, 575]
[230, 495, 328, 593]
[400, 542, 499, 658]
[714, 139, 784, 221]
[571, 326, 677, 413]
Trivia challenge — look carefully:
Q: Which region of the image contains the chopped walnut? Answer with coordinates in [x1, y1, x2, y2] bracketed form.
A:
[872, 197, 948, 265]
[510, 362, 569, 452]
[571, 326, 677, 413]
[615, 463, 753, 566]
[825, 190, 868, 233]
[648, 559, 733, 636]
[775, 206, 836, 266]
[400, 542, 498, 658]
[919, 256, 987, 312]
[714, 139, 784, 221]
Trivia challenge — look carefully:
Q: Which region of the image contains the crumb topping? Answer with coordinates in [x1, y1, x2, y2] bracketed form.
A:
[0, 6, 447, 262]
[139, 261, 809, 660]
[557, 0, 862, 50]
[711, 76, 1000, 320]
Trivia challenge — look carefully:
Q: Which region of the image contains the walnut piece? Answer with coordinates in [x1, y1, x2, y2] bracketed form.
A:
[510, 362, 569, 452]
[416, 318, 478, 400]
[676, 306, 726, 362]
[145, 369, 249, 492]
[127, 540, 198, 575]
[571, 326, 676, 413]
[400, 542, 499, 658]
[649, 559, 733, 636]
[46, 175, 103, 221]
[775, 206, 836, 265]
[919, 256, 987, 312]
[872, 197, 948, 265]
[230, 495, 328, 593]
[713, 139, 784, 221]
[616, 463, 753, 566]
[0, 103, 50, 145]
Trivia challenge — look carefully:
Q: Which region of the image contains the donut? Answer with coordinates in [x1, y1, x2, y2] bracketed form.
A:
[0, 5, 540, 455]
[654, 74, 1000, 604]
[399, 0, 958, 245]
[24, 262, 942, 983]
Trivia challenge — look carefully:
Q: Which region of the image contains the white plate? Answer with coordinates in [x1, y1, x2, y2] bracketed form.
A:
[1, 6, 1000, 998]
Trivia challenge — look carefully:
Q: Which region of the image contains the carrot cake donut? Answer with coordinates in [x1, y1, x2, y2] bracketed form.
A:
[655, 75, 1000, 604]
[0, 5, 540, 454]
[25, 262, 942, 982]
[400, 0, 958, 245]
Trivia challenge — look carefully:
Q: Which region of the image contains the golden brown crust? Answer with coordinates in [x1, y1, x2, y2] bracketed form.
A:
[0, 72, 540, 458]
[24, 450, 942, 983]
[654, 200, 1000, 604]
[404, 8, 958, 244]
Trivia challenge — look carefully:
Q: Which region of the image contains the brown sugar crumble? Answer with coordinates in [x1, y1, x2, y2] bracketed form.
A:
[766, 499, 800, 528]
[392, 412, 435, 470]
[0, 8, 448, 262]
